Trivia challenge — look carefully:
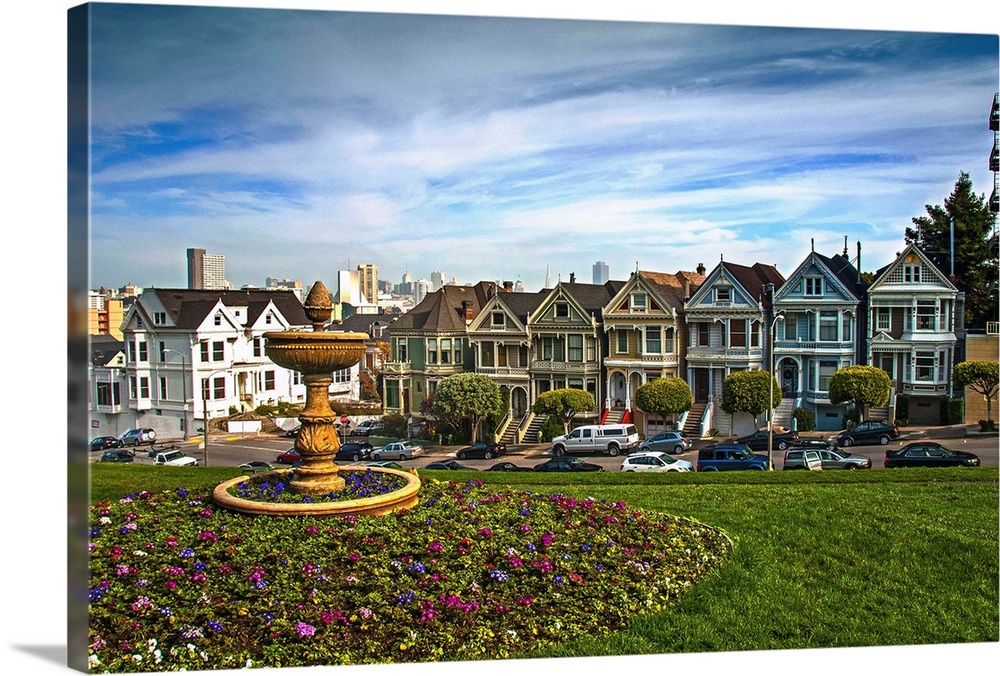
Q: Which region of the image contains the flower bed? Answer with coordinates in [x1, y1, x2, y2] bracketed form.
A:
[88, 479, 732, 672]
[228, 468, 409, 504]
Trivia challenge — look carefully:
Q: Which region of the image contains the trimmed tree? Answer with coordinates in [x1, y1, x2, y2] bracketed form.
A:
[635, 377, 692, 429]
[954, 360, 999, 427]
[432, 373, 505, 443]
[721, 369, 781, 418]
[532, 388, 596, 434]
[828, 365, 891, 422]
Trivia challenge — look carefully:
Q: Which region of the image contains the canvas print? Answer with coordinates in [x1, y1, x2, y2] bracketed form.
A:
[67, 2, 998, 674]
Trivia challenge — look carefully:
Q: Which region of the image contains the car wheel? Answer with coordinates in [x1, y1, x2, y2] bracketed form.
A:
[132, 438, 140, 446]
[777, 441, 788, 450]
[842, 437, 853, 447]
[607, 445, 620, 457]
[845, 464, 859, 470]
[485, 450, 494, 459]
[457, 452, 466, 460]
[553, 446, 565, 457]
[878, 435, 890, 445]
[701, 466, 718, 472]
[674, 445, 683, 454]
[399, 454, 406, 461]
[352, 453, 360, 461]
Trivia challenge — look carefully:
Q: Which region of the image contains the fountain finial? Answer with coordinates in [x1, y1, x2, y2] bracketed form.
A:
[304, 280, 333, 331]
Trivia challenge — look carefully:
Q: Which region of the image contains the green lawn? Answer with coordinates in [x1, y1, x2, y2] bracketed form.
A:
[88, 465, 999, 657]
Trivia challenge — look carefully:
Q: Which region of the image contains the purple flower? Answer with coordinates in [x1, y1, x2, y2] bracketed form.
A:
[296, 622, 316, 638]
[180, 548, 196, 559]
[207, 621, 223, 632]
[489, 569, 509, 583]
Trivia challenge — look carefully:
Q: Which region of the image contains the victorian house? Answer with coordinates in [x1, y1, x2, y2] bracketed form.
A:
[382, 283, 491, 416]
[526, 280, 624, 416]
[89, 334, 127, 438]
[867, 244, 963, 424]
[466, 284, 549, 438]
[772, 246, 869, 430]
[682, 260, 785, 435]
[601, 268, 706, 431]
[120, 288, 311, 439]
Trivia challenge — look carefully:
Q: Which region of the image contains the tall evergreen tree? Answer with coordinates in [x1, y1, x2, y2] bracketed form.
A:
[905, 172, 998, 329]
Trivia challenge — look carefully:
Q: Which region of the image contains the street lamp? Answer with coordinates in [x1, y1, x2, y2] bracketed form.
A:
[161, 348, 190, 441]
[767, 311, 786, 471]
[200, 370, 229, 467]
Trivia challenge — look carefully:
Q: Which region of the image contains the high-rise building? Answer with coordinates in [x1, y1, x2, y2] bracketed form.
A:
[414, 279, 432, 305]
[358, 264, 378, 304]
[593, 261, 609, 285]
[431, 271, 445, 291]
[187, 248, 229, 290]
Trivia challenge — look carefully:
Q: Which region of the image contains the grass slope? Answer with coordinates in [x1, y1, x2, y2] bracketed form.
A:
[88, 465, 999, 658]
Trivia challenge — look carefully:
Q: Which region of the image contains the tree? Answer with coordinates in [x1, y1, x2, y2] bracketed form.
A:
[905, 172, 998, 329]
[828, 365, 891, 421]
[432, 373, 505, 442]
[721, 370, 781, 417]
[954, 360, 999, 426]
[532, 388, 596, 434]
[635, 377, 692, 428]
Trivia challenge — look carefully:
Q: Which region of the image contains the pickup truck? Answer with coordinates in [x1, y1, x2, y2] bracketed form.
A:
[154, 450, 198, 467]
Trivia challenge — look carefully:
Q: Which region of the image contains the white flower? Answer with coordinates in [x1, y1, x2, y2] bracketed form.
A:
[88, 654, 101, 668]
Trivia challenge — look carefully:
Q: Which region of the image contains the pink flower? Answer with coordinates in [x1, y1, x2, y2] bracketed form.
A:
[295, 622, 316, 638]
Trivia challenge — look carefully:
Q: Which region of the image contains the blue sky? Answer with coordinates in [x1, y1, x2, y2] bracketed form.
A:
[86, 2, 999, 293]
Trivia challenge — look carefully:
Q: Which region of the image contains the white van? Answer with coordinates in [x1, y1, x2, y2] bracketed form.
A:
[550, 424, 640, 457]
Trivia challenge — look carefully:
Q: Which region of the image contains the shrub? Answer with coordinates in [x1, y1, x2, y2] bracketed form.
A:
[792, 407, 815, 432]
[894, 419, 908, 427]
[539, 416, 564, 442]
[706, 427, 719, 437]
[941, 397, 964, 425]
[979, 419, 998, 432]
[896, 394, 910, 422]
[381, 413, 407, 439]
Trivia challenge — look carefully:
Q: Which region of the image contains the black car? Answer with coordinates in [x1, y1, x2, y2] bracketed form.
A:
[532, 457, 604, 472]
[836, 420, 899, 447]
[733, 429, 798, 451]
[284, 425, 301, 437]
[422, 460, 474, 471]
[486, 461, 533, 472]
[99, 449, 135, 462]
[335, 442, 373, 462]
[885, 442, 980, 468]
[91, 436, 122, 451]
[456, 441, 506, 460]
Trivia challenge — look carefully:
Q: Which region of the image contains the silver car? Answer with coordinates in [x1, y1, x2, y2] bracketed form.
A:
[638, 431, 692, 455]
[620, 451, 694, 472]
[370, 441, 422, 461]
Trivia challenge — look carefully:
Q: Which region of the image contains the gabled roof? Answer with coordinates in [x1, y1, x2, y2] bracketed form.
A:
[333, 313, 397, 337]
[556, 280, 627, 320]
[814, 252, 869, 299]
[870, 244, 959, 292]
[139, 288, 309, 329]
[638, 269, 707, 308]
[688, 261, 785, 309]
[90, 334, 125, 367]
[389, 283, 493, 333]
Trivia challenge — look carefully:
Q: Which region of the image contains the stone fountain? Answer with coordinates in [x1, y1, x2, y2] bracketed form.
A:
[212, 281, 420, 517]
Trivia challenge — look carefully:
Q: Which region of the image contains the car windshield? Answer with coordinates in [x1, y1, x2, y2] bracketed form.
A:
[566, 457, 583, 467]
[162, 452, 182, 461]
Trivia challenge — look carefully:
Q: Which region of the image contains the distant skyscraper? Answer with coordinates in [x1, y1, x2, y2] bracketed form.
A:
[545, 265, 552, 289]
[187, 248, 228, 290]
[593, 261, 609, 285]
[358, 264, 378, 304]
[431, 271, 445, 291]
[414, 279, 432, 305]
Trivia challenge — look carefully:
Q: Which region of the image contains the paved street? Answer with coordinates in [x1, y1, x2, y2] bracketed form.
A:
[95, 425, 998, 472]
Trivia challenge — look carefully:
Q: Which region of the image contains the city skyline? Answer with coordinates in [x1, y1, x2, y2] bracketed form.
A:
[85, 3, 998, 294]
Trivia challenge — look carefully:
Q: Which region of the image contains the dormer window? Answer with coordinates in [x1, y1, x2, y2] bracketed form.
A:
[491, 312, 505, 328]
[804, 278, 823, 296]
[630, 293, 647, 313]
[214, 313, 223, 326]
[265, 313, 273, 325]
[715, 287, 731, 303]
[555, 303, 569, 318]
[154, 312, 166, 325]
[903, 265, 921, 283]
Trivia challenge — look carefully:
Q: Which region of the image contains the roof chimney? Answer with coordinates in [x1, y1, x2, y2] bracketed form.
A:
[503, 280, 513, 292]
[696, 263, 706, 275]
[569, 272, 576, 284]
[461, 300, 474, 323]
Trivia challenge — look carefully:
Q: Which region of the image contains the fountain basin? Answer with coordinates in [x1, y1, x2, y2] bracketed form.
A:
[212, 467, 421, 517]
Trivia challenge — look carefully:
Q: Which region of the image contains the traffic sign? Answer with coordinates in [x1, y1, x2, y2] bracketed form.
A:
[340, 414, 349, 425]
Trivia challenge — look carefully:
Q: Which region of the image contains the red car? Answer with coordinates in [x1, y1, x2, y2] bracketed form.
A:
[275, 448, 301, 464]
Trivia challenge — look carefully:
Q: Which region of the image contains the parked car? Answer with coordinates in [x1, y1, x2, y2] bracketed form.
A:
[550, 423, 640, 457]
[836, 421, 899, 447]
[422, 460, 474, 471]
[732, 429, 799, 451]
[885, 442, 981, 468]
[154, 450, 198, 466]
[370, 441, 422, 461]
[780, 448, 824, 471]
[238, 461, 274, 474]
[99, 449, 134, 462]
[696, 444, 768, 471]
[120, 428, 157, 446]
[367, 460, 405, 470]
[532, 457, 604, 472]
[284, 425, 301, 437]
[456, 441, 506, 460]
[90, 436, 122, 451]
[146, 442, 179, 457]
[486, 461, 533, 472]
[638, 430, 692, 455]
[790, 447, 872, 470]
[336, 442, 374, 462]
[350, 420, 384, 437]
[621, 451, 693, 472]
[275, 448, 301, 464]
[789, 437, 833, 450]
